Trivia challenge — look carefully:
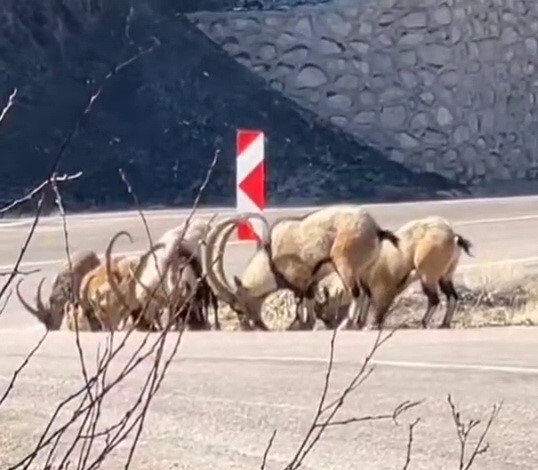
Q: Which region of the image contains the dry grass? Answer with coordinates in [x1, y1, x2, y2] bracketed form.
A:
[213, 263, 538, 331]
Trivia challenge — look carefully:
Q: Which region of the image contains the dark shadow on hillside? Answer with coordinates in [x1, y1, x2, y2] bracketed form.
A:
[0, 0, 466, 215]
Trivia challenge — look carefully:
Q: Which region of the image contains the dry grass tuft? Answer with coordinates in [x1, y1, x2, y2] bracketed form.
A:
[214, 263, 538, 331]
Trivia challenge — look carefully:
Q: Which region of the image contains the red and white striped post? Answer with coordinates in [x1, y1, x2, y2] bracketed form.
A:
[236, 129, 266, 241]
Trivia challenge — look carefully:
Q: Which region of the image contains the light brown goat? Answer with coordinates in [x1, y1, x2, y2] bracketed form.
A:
[353, 216, 473, 329]
[204, 206, 399, 330]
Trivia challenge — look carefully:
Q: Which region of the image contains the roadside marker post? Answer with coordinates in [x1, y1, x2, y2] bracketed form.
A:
[236, 129, 266, 241]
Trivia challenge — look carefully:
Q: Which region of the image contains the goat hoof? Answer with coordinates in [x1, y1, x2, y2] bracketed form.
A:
[438, 323, 451, 329]
[420, 320, 428, 329]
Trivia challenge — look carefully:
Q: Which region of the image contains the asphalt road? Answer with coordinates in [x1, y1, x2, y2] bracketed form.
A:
[0, 195, 538, 468]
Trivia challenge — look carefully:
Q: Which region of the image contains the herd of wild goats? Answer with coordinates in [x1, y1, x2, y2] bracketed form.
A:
[15, 205, 473, 332]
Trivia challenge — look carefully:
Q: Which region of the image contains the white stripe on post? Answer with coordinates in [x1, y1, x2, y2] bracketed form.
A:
[236, 129, 266, 241]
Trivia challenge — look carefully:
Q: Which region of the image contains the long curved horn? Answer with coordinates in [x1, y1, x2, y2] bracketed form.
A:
[104, 230, 136, 310]
[203, 213, 268, 307]
[129, 242, 167, 305]
[203, 217, 244, 307]
[16, 278, 46, 319]
[35, 277, 48, 314]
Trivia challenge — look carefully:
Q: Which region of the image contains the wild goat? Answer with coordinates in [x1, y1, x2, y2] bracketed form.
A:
[108, 221, 217, 331]
[347, 216, 473, 330]
[58, 232, 164, 332]
[203, 206, 399, 330]
[16, 250, 100, 330]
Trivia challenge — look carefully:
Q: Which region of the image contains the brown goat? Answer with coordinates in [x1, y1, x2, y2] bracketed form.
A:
[16, 250, 100, 330]
[356, 216, 473, 329]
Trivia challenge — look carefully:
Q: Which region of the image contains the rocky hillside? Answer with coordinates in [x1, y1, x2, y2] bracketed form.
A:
[0, 0, 464, 214]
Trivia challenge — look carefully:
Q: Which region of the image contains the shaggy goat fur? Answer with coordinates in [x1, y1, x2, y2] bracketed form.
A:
[204, 206, 399, 330]
[108, 221, 217, 331]
[353, 216, 473, 329]
[16, 250, 100, 330]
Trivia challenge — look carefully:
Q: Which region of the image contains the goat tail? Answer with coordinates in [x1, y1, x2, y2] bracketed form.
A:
[377, 229, 399, 248]
[455, 234, 474, 257]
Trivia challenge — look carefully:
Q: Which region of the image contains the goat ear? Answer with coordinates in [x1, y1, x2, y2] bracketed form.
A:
[233, 276, 243, 289]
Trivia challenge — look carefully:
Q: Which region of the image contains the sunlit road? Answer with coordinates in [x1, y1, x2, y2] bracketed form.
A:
[0, 196, 537, 468]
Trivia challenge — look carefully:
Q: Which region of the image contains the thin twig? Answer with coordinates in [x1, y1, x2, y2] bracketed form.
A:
[402, 418, 421, 470]
[0, 331, 48, 407]
[0, 88, 17, 126]
[261, 430, 277, 470]
[0, 172, 82, 215]
[447, 394, 503, 470]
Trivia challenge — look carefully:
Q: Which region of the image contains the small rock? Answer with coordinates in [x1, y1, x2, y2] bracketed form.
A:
[399, 50, 417, 66]
[326, 93, 352, 109]
[353, 111, 376, 124]
[437, 107, 453, 126]
[401, 11, 427, 29]
[330, 115, 348, 127]
[334, 74, 360, 90]
[259, 43, 277, 60]
[359, 90, 376, 106]
[294, 17, 312, 37]
[379, 86, 405, 103]
[380, 105, 407, 129]
[319, 37, 344, 54]
[501, 27, 519, 45]
[296, 65, 327, 88]
[326, 12, 352, 37]
[526, 38, 538, 55]
[398, 132, 420, 148]
[399, 69, 418, 88]
[282, 45, 309, 62]
[410, 112, 429, 131]
[454, 125, 471, 144]
[349, 40, 369, 54]
[398, 33, 424, 46]
[418, 44, 452, 66]
[419, 92, 435, 105]
[433, 6, 452, 25]
[439, 70, 459, 88]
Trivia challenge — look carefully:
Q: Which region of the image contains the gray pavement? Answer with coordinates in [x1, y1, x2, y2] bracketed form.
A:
[0, 196, 538, 468]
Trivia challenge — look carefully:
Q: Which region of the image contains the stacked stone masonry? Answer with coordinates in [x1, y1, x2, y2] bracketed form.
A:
[189, 0, 538, 184]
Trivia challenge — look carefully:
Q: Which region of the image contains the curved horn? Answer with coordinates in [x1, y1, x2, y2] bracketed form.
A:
[129, 242, 167, 305]
[35, 277, 48, 314]
[105, 230, 134, 310]
[203, 216, 245, 307]
[16, 278, 47, 319]
[204, 213, 269, 307]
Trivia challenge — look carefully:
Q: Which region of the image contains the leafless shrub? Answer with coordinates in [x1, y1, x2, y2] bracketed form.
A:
[258, 319, 503, 469]
[447, 394, 503, 470]
[260, 323, 424, 470]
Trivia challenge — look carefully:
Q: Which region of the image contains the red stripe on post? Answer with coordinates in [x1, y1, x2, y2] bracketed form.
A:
[236, 129, 265, 241]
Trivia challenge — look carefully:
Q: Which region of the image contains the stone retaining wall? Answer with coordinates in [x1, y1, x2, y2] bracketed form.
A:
[189, 0, 538, 185]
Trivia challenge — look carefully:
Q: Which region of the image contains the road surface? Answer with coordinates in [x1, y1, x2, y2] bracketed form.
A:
[0, 195, 537, 468]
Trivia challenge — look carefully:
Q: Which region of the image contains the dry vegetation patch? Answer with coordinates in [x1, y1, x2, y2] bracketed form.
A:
[214, 265, 538, 331]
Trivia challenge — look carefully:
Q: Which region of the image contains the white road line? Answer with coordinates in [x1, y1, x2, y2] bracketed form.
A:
[0, 240, 252, 271]
[1, 212, 537, 233]
[455, 214, 538, 225]
[2, 194, 538, 226]
[182, 355, 538, 375]
[1, 254, 536, 273]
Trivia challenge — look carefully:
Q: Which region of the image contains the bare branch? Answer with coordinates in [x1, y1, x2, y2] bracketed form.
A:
[0, 172, 82, 216]
[0, 88, 17, 126]
[282, 320, 420, 470]
[447, 394, 503, 470]
[321, 400, 423, 428]
[261, 430, 277, 470]
[402, 418, 421, 470]
[0, 331, 48, 407]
